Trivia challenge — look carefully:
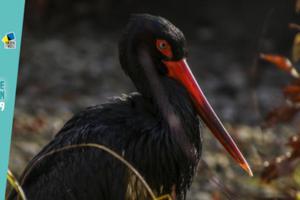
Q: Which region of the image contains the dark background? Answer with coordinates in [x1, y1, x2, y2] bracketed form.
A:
[7, 0, 300, 199]
[21, 0, 299, 124]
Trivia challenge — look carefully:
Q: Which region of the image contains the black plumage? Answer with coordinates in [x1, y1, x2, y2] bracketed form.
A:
[9, 14, 204, 200]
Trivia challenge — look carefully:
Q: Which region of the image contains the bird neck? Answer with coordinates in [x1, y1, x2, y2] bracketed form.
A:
[120, 45, 200, 157]
[148, 77, 201, 162]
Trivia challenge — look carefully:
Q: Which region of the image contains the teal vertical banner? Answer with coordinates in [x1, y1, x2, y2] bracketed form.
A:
[0, 0, 25, 199]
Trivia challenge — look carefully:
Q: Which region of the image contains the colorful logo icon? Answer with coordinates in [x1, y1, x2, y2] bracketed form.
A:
[2, 32, 16, 49]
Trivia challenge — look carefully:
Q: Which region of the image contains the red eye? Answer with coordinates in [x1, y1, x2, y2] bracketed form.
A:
[156, 39, 173, 59]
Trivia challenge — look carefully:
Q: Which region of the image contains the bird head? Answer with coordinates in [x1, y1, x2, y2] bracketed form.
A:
[119, 13, 253, 176]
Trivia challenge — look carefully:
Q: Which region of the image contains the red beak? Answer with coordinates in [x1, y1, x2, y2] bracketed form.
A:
[163, 58, 253, 176]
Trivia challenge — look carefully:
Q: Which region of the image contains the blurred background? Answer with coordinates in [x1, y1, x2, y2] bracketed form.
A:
[7, 0, 300, 199]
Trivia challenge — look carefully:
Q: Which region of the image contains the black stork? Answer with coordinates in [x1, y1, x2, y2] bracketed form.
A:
[8, 14, 252, 200]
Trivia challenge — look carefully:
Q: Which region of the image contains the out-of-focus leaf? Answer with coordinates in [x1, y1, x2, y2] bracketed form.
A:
[293, 33, 300, 63]
[260, 54, 300, 78]
[296, 0, 300, 13]
[288, 95, 300, 104]
[283, 84, 300, 107]
[260, 54, 292, 71]
[261, 149, 300, 183]
[261, 134, 300, 183]
[261, 154, 293, 183]
[289, 23, 300, 31]
[262, 105, 299, 128]
[287, 135, 300, 152]
[283, 85, 300, 97]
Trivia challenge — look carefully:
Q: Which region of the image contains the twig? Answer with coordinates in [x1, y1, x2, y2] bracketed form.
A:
[7, 169, 27, 200]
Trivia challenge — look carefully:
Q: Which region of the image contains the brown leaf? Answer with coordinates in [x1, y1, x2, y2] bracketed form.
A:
[260, 54, 293, 71]
[261, 133, 300, 183]
[262, 105, 299, 128]
[287, 135, 300, 151]
[283, 85, 300, 97]
[283, 85, 300, 105]
[294, 79, 300, 86]
[260, 153, 299, 183]
[260, 54, 300, 78]
[288, 95, 300, 104]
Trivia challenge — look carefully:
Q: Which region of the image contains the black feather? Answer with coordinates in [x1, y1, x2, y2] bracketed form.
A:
[8, 14, 202, 200]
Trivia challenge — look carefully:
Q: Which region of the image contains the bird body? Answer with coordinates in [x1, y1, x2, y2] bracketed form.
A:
[8, 14, 251, 200]
[10, 92, 200, 199]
